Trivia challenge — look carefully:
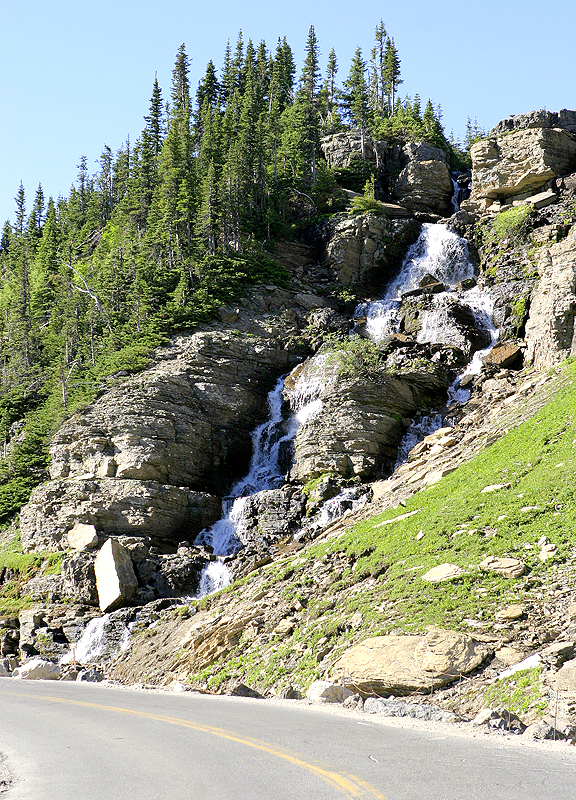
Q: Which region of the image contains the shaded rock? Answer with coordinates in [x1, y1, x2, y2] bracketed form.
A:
[306, 680, 354, 704]
[470, 127, 576, 203]
[331, 628, 493, 696]
[540, 642, 575, 671]
[523, 721, 560, 740]
[20, 478, 221, 552]
[479, 556, 525, 579]
[307, 308, 350, 337]
[399, 294, 492, 357]
[61, 551, 98, 605]
[235, 488, 307, 553]
[525, 227, 576, 370]
[472, 706, 526, 734]
[482, 343, 523, 369]
[552, 658, 576, 692]
[229, 682, 263, 698]
[13, 658, 61, 680]
[67, 523, 99, 550]
[94, 539, 138, 612]
[76, 668, 105, 682]
[363, 697, 457, 722]
[147, 549, 210, 599]
[320, 212, 420, 291]
[394, 158, 453, 216]
[292, 365, 448, 482]
[421, 563, 466, 583]
[21, 573, 65, 603]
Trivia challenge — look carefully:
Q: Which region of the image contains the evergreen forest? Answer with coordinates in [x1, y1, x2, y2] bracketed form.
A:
[0, 23, 481, 523]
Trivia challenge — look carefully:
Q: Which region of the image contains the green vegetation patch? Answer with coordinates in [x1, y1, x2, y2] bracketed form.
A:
[305, 360, 576, 633]
[483, 666, 547, 717]
[0, 532, 64, 615]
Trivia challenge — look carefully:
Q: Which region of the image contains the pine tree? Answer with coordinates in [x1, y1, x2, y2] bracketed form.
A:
[384, 37, 402, 115]
[343, 47, 371, 157]
[369, 20, 388, 115]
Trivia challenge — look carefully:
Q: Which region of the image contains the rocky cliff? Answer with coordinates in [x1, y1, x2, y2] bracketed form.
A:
[4, 109, 576, 741]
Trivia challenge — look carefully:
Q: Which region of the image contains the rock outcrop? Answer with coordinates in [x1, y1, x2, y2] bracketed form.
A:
[525, 225, 576, 369]
[292, 366, 448, 481]
[19, 330, 295, 552]
[470, 127, 576, 206]
[331, 628, 493, 696]
[20, 477, 221, 553]
[321, 212, 420, 290]
[390, 142, 453, 216]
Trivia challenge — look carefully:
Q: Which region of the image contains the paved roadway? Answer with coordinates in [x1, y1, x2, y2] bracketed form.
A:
[0, 678, 575, 799]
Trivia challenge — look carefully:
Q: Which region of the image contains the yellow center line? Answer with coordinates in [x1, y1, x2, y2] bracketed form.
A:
[0, 689, 388, 799]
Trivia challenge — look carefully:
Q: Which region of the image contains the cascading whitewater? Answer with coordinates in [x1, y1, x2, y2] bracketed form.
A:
[195, 357, 337, 596]
[357, 221, 498, 468]
[359, 223, 475, 342]
[60, 613, 130, 666]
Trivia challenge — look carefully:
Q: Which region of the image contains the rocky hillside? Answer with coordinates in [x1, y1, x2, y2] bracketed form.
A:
[3, 109, 576, 740]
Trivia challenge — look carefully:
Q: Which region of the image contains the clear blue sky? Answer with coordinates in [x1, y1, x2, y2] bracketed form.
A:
[1, 0, 574, 225]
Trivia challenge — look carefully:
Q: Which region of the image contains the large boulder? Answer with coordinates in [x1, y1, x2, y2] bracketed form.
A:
[12, 658, 61, 680]
[20, 478, 221, 552]
[470, 127, 576, 204]
[525, 226, 576, 369]
[234, 488, 307, 553]
[94, 539, 138, 612]
[331, 628, 493, 696]
[320, 213, 420, 291]
[291, 365, 448, 481]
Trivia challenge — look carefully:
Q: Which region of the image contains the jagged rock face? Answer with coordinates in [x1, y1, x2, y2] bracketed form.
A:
[292, 367, 448, 481]
[399, 294, 492, 357]
[489, 109, 576, 137]
[390, 142, 453, 216]
[48, 331, 292, 492]
[320, 131, 386, 169]
[525, 226, 576, 369]
[19, 478, 221, 552]
[235, 488, 307, 554]
[19, 329, 295, 553]
[321, 212, 420, 290]
[470, 128, 576, 203]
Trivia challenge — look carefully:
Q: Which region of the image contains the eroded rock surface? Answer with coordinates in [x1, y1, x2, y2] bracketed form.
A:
[321, 212, 420, 290]
[470, 128, 576, 205]
[525, 225, 576, 369]
[331, 628, 493, 696]
[292, 367, 448, 481]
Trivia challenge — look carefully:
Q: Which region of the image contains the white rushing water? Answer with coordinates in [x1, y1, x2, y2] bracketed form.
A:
[358, 221, 498, 467]
[195, 359, 336, 596]
[60, 614, 130, 666]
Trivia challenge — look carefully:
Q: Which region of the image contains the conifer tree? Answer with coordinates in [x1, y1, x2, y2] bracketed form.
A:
[384, 37, 402, 115]
[343, 47, 371, 157]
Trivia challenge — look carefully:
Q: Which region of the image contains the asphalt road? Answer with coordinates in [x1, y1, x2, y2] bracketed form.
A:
[0, 678, 575, 800]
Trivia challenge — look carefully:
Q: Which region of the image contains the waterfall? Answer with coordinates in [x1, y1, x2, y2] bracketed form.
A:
[358, 222, 498, 468]
[60, 613, 130, 666]
[358, 224, 474, 342]
[195, 360, 335, 597]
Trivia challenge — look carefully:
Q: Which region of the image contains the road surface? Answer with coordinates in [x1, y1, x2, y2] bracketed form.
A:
[0, 678, 575, 799]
